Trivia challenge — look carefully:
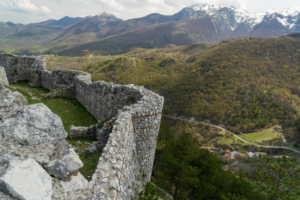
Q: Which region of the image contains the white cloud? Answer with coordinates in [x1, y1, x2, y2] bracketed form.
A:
[40, 6, 51, 15]
[4, 0, 52, 17]
[9, 0, 39, 13]
[0, 1, 5, 6]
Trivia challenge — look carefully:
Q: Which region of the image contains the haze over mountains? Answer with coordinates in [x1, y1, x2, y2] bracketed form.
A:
[1, 3, 300, 55]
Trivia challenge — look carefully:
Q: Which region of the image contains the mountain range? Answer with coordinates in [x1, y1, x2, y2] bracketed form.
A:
[1, 4, 300, 55]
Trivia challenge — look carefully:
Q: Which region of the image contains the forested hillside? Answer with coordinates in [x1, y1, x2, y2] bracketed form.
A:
[47, 36, 300, 143]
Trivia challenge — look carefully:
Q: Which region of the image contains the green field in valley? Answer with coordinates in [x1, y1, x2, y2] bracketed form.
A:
[241, 126, 280, 142]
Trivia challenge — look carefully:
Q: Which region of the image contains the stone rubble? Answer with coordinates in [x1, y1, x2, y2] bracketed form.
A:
[0, 77, 86, 199]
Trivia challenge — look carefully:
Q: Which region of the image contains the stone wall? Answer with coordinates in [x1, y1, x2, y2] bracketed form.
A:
[0, 53, 164, 199]
[0, 53, 46, 86]
[88, 112, 142, 199]
[41, 70, 53, 90]
[69, 125, 97, 140]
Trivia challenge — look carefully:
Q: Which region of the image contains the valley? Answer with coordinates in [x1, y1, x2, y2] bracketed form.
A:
[2, 2, 300, 199]
[39, 36, 300, 147]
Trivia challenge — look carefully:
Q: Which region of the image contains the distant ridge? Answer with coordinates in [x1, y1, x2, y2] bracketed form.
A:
[54, 12, 123, 41]
[53, 4, 300, 55]
[32, 16, 86, 27]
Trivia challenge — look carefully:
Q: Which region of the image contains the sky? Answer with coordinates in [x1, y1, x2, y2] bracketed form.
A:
[0, 0, 300, 24]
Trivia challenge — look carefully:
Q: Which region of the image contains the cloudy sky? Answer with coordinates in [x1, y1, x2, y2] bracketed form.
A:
[0, 0, 300, 24]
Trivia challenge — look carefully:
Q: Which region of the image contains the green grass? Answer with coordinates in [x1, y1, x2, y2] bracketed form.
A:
[7, 82, 100, 179]
[79, 151, 102, 181]
[217, 135, 248, 145]
[3, 49, 16, 53]
[217, 137, 234, 145]
[8, 82, 97, 134]
[242, 128, 278, 142]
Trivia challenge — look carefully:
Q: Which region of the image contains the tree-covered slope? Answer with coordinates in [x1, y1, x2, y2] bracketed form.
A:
[52, 36, 300, 143]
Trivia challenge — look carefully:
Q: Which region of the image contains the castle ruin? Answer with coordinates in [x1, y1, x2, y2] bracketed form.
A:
[0, 53, 164, 200]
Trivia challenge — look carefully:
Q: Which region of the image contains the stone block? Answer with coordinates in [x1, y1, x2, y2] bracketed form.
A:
[0, 66, 9, 86]
[70, 125, 96, 139]
[45, 147, 83, 179]
[0, 155, 52, 200]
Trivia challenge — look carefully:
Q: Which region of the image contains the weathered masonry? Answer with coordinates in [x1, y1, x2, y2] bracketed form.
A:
[0, 53, 164, 199]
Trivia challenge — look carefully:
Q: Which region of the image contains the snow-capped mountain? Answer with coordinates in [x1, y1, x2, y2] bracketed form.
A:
[175, 3, 300, 33]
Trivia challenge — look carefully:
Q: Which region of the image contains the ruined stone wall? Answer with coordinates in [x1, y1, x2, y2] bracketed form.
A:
[41, 70, 53, 90]
[1, 53, 164, 199]
[89, 112, 142, 199]
[0, 53, 46, 86]
[74, 76, 143, 122]
[69, 125, 97, 140]
[74, 75, 163, 182]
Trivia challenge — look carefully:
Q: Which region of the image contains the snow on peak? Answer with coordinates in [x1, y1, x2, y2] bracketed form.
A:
[277, 7, 300, 16]
[185, 4, 300, 29]
[190, 3, 226, 12]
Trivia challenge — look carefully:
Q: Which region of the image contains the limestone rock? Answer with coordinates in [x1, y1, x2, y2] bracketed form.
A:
[0, 142, 55, 166]
[60, 172, 89, 192]
[0, 67, 9, 86]
[0, 82, 27, 120]
[52, 173, 92, 200]
[0, 103, 68, 146]
[0, 155, 52, 200]
[0, 191, 17, 200]
[45, 147, 83, 179]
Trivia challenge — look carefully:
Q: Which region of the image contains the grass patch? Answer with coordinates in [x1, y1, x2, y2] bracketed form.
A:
[79, 151, 102, 181]
[217, 135, 248, 145]
[217, 137, 234, 145]
[242, 127, 279, 142]
[8, 81, 97, 135]
[8, 82, 100, 179]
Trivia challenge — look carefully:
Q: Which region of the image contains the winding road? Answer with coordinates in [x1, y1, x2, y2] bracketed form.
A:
[162, 115, 300, 154]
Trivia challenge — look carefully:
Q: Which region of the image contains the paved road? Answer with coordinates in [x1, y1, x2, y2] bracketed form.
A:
[162, 115, 300, 154]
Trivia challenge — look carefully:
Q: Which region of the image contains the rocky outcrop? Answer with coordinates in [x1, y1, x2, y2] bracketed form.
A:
[0, 103, 68, 146]
[0, 155, 52, 200]
[0, 67, 9, 86]
[0, 81, 27, 120]
[0, 84, 86, 199]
